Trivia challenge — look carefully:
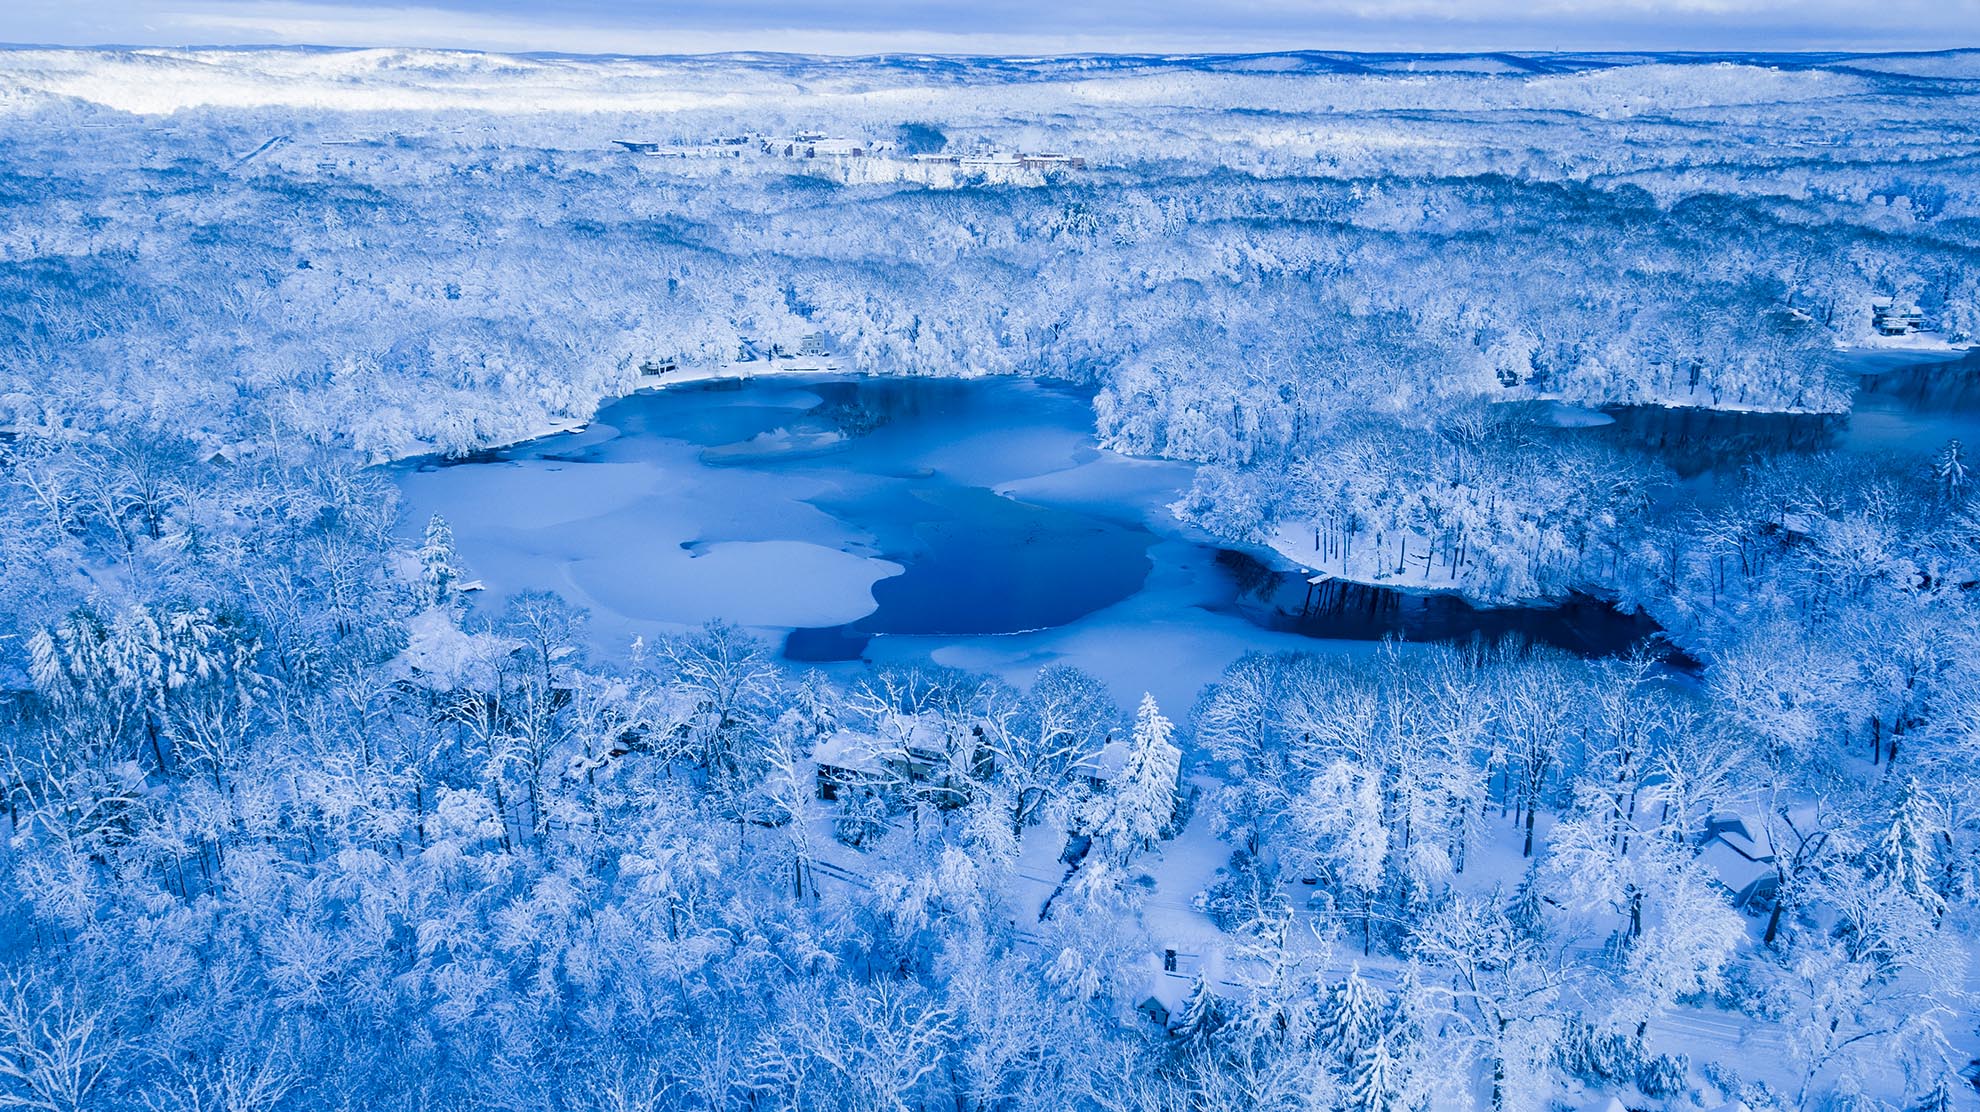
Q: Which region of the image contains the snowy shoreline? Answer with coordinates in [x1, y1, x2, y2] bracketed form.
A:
[388, 358, 860, 465]
[386, 338, 1980, 469]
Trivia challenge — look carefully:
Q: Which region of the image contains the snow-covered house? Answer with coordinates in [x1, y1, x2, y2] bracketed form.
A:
[1871, 296, 1926, 336]
[733, 333, 840, 371]
[1133, 944, 1223, 1028]
[1072, 736, 1129, 792]
[199, 438, 260, 467]
[778, 333, 839, 372]
[617, 137, 749, 159]
[813, 729, 886, 801]
[637, 356, 679, 379]
[389, 609, 520, 696]
[1698, 811, 1778, 909]
[890, 728, 953, 784]
[1134, 972, 1190, 1028]
[813, 724, 952, 801]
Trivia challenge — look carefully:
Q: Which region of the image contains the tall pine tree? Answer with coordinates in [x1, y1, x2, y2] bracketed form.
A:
[1342, 1032, 1405, 1112]
[1873, 778, 1947, 922]
[1318, 965, 1388, 1065]
[1083, 693, 1182, 863]
[1169, 974, 1225, 1047]
[422, 513, 461, 609]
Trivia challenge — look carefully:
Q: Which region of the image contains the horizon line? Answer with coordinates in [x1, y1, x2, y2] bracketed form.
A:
[5, 40, 1980, 60]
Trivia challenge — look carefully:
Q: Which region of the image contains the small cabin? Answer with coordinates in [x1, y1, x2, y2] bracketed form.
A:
[814, 730, 885, 801]
[1134, 975, 1188, 1028]
[784, 333, 839, 371]
[813, 727, 951, 800]
[1132, 953, 1201, 1029]
[1871, 297, 1926, 337]
[1699, 811, 1779, 909]
[637, 357, 678, 379]
[1073, 737, 1129, 793]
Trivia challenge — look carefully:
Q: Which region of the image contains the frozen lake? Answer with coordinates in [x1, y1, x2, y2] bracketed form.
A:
[395, 355, 1976, 703]
[398, 376, 1169, 639]
[395, 374, 1663, 705]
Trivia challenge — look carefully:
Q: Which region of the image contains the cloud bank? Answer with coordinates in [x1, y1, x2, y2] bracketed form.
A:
[4, 0, 1979, 54]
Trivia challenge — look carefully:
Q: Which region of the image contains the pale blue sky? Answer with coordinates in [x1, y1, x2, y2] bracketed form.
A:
[4, 0, 1977, 55]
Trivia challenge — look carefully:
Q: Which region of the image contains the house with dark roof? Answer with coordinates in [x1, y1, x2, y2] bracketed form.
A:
[1699, 810, 1779, 910]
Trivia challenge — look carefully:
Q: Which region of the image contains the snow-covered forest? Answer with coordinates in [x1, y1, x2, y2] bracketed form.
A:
[2, 45, 1980, 1112]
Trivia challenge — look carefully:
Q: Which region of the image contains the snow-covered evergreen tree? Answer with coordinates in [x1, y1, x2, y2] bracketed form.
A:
[1168, 974, 1225, 1046]
[1317, 966, 1389, 1066]
[1082, 693, 1181, 863]
[1934, 440, 1966, 503]
[1909, 1078, 1957, 1112]
[1342, 1032, 1406, 1112]
[421, 513, 461, 609]
[1871, 778, 1948, 922]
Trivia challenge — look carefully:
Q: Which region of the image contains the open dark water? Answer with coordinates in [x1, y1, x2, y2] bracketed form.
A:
[1599, 349, 1980, 478]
